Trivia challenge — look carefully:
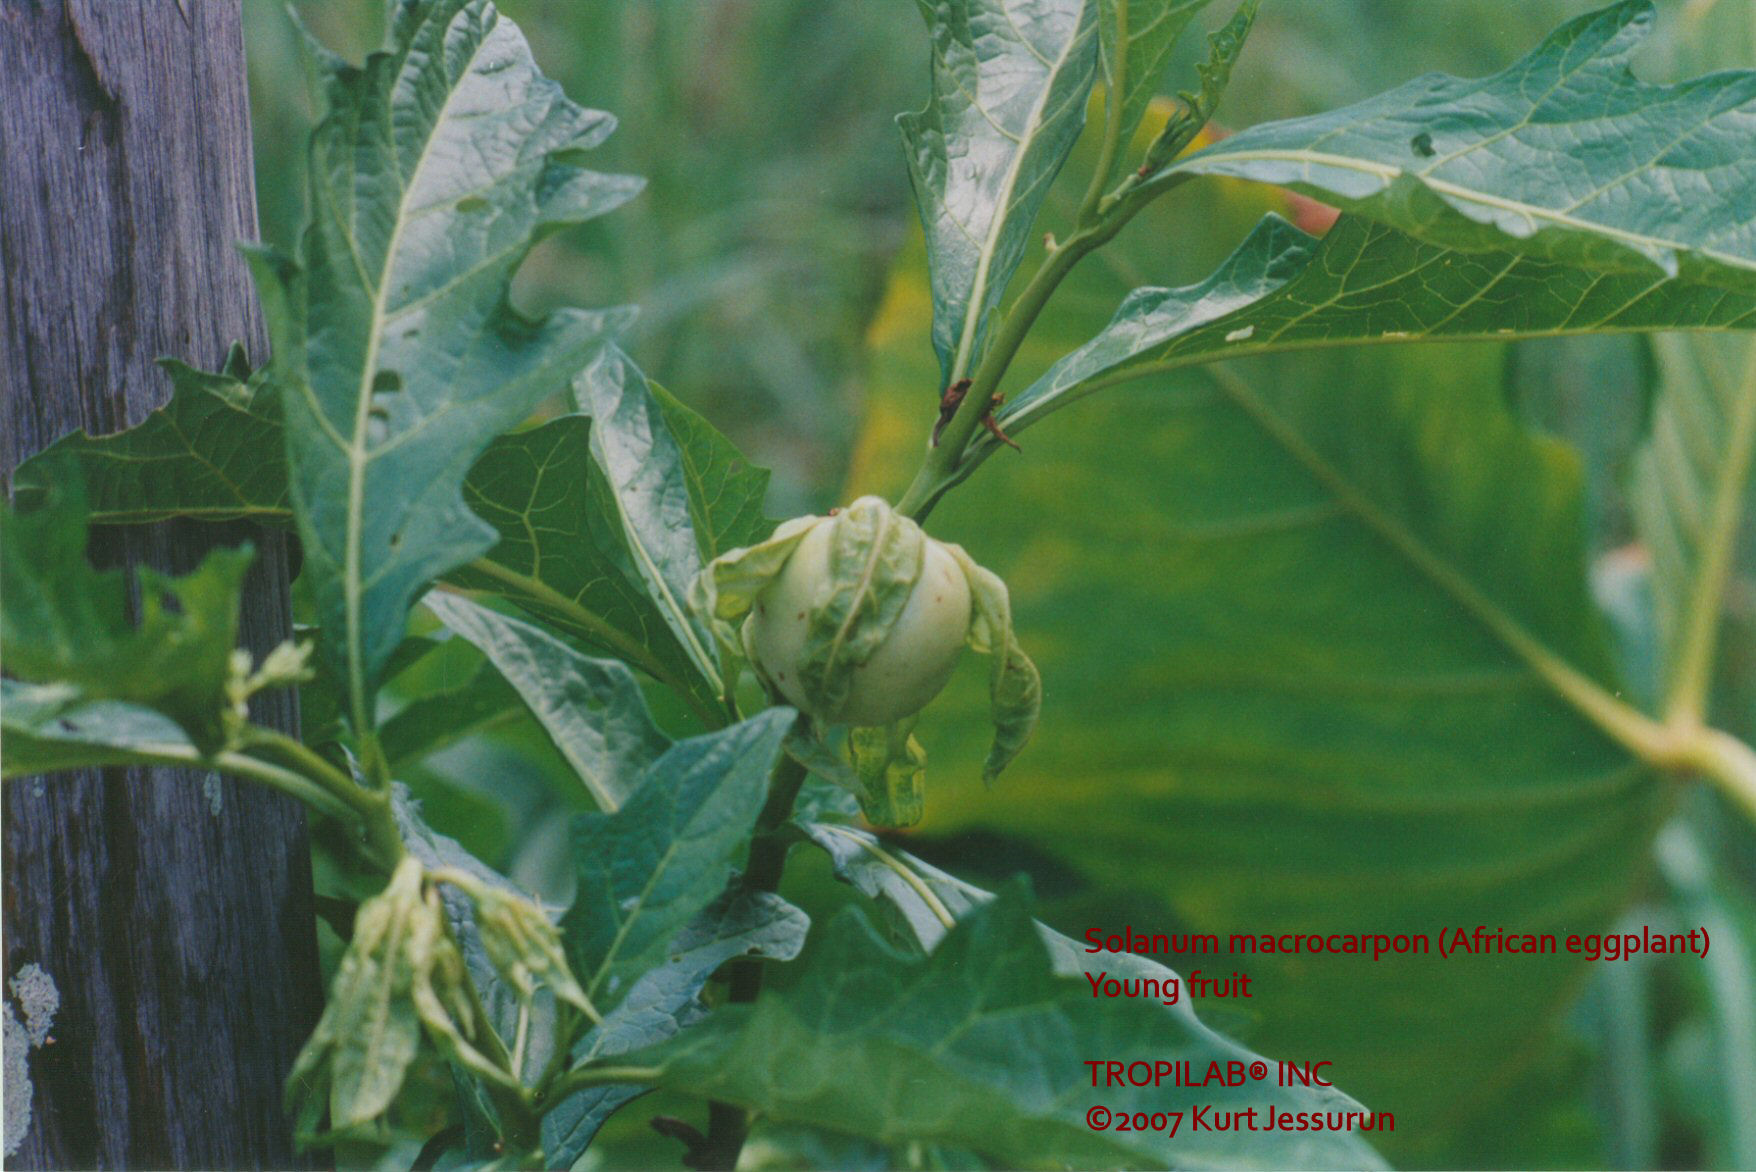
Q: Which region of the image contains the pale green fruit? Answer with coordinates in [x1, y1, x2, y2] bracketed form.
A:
[747, 519, 972, 726]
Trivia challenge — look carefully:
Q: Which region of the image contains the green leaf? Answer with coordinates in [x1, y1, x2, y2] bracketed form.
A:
[12, 350, 287, 524]
[0, 681, 197, 778]
[901, 0, 1100, 386]
[577, 345, 762, 699]
[1628, 336, 1756, 726]
[421, 592, 670, 811]
[855, 193, 1669, 1156]
[620, 885, 1385, 1170]
[1, 481, 252, 752]
[378, 658, 521, 769]
[1147, 2, 1756, 293]
[452, 414, 728, 716]
[1656, 819, 1756, 1170]
[1136, 0, 1255, 175]
[1096, 0, 1209, 185]
[1096, 0, 1209, 179]
[987, 213, 1756, 452]
[562, 708, 793, 1007]
[28, 387, 734, 716]
[544, 890, 809, 1166]
[248, 0, 641, 721]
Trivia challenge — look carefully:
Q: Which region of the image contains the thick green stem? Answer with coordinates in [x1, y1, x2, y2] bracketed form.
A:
[1684, 727, 1756, 825]
[691, 748, 810, 1171]
[213, 750, 361, 822]
[896, 181, 1182, 522]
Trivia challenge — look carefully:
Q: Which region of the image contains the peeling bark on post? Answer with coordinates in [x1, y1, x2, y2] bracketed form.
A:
[0, 2, 320, 1166]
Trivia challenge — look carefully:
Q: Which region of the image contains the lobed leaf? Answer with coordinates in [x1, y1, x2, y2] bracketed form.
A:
[988, 213, 1756, 454]
[1, 480, 252, 752]
[1146, 2, 1756, 293]
[12, 349, 286, 524]
[247, 0, 641, 715]
[618, 885, 1385, 1170]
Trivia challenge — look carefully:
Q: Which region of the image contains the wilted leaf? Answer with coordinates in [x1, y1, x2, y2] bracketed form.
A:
[287, 858, 437, 1135]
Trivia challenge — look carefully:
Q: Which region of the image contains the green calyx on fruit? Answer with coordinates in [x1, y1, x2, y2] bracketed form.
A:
[690, 495, 1041, 821]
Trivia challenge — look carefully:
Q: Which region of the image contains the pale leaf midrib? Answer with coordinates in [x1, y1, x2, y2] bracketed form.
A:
[587, 834, 682, 1000]
[590, 384, 723, 695]
[342, 12, 488, 720]
[1172, 147, 1756, 281]
[1203, 364, 1667, 765]
[950, 6, 1094, 381]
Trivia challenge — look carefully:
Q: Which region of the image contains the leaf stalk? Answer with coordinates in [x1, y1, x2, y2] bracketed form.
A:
[897, 180, 1183, 521]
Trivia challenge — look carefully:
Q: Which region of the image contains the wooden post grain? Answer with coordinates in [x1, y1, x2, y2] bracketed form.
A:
[0, 2, 320, 1165]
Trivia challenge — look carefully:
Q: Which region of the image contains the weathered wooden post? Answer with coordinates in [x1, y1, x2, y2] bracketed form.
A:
[1, 2, 319, 1165]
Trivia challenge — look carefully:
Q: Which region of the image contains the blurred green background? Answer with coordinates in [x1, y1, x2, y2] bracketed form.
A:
[247, 3, 1756, 1168]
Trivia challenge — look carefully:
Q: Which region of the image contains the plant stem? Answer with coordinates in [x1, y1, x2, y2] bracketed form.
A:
[211, 749, 361, 821]
[691, 749, 810, 1171]
[1076, 0, 1127, 228]
[896, 180, 1184, 522]
[240, 726, 368, 805]
[1684, 727, 1756, 825]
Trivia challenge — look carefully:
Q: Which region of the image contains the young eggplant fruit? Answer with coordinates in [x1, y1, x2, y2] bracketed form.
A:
[691, 496, 1041, 824]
